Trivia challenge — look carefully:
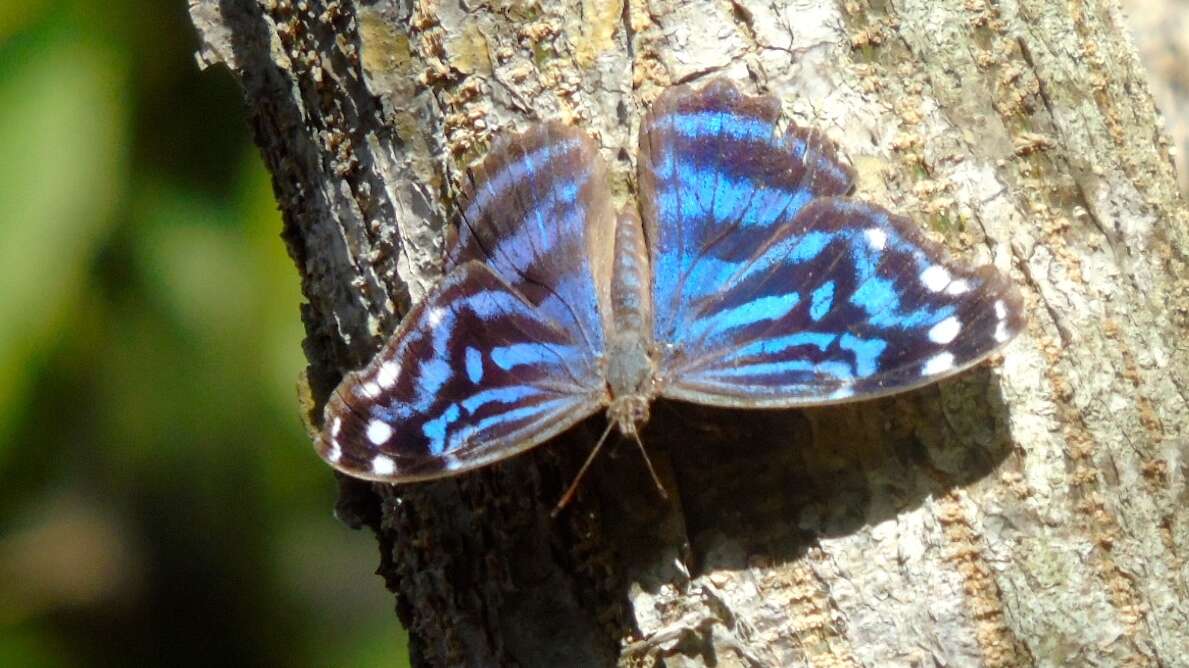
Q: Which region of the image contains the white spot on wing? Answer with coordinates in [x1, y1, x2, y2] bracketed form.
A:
[994, 299, 1007, 320]
[994, 320, 1010, 343]
[367, 419, 394, 445]
[371, 454, 396, 476]
[427, 306, 445, 327]
[326, 440, 342, 463]
[331, 416, 342, 437]
[440, 452, 462, 472]
[945, 279, 971, 295]
[928, 316, 962, 344]
[921, 352, 955, 376]
[920, 265, 951, 293]
[360, 382, 381, 398]
[376, 361, 399, 389]
[864, 228, 887, 251]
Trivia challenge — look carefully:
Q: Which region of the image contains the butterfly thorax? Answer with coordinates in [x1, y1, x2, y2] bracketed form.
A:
[605, 331, 655, 434]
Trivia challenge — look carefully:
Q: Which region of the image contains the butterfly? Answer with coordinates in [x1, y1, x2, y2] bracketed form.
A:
[314, 78, 1024, 495]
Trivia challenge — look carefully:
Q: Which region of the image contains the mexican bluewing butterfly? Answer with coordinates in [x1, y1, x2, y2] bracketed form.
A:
[315, 79, 1024, 489]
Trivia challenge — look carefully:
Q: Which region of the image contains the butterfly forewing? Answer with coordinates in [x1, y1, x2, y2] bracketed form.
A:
[638, 80, 853, 362]
[639, 80, 1024, 407]
[449, 122, 616, 357]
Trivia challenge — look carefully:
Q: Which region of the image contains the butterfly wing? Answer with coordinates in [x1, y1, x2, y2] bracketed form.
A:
[448, 122, 616, 358]
[639, 79, 852, 357]
[317, 261, 607, 482]
[318, 124, 618, 481]
[656, 198, 1024, 405]
[639, 80, 1024, 406]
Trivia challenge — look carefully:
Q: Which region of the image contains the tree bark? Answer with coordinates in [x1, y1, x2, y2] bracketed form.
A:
[189, 0, 1189, 666]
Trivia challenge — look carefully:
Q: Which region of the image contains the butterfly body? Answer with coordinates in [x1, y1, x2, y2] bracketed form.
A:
[605, 210, 658, 436]
[316, 79, 1024, 485]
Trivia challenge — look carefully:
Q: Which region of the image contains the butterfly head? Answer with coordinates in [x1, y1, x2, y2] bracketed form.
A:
[607, 394, 650, 437]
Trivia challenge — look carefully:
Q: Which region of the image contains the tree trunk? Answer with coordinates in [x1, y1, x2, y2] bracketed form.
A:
[189, 0, 1188, 665]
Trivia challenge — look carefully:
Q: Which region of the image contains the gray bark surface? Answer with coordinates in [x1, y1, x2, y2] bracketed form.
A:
[190, 1, 1189, 666]
[1121, 0, 1188, 193]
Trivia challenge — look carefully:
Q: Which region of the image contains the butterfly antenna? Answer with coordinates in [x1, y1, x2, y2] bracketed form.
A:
[631, 430, 668, 500]
[552, 419, 617, 517]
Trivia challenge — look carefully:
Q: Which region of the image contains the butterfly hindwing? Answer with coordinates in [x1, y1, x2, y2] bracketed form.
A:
[652, 195, 1024, 406]
[317, 261, 607, 482]
[448, 122, 616, 357]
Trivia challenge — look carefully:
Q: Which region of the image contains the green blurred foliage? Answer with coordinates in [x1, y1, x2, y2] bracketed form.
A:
[0, 1, 408, 665]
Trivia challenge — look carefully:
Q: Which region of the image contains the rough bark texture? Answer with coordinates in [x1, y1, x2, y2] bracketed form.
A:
[190, 1, 1188, 666]
[1120, 0, 1188, 194]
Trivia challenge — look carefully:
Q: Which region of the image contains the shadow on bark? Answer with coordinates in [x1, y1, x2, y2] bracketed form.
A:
[336, 369, 1013, 666]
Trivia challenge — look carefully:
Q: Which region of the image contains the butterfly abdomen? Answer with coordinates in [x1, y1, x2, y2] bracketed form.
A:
[609, 210, 652, 334]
